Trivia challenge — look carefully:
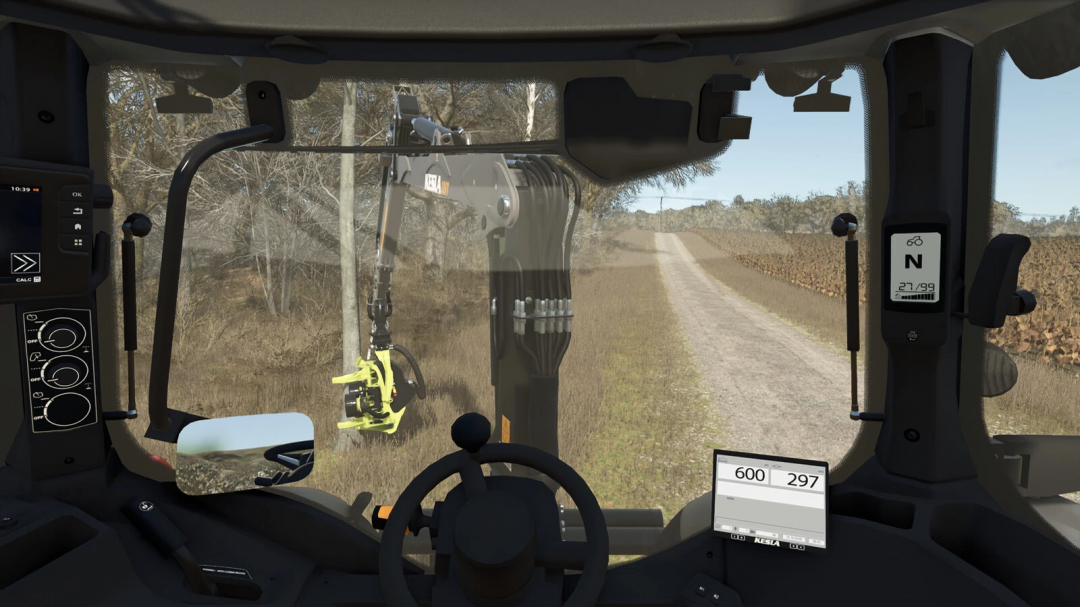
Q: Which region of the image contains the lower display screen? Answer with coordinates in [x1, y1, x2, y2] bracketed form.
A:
[712, 450, 828, 551]
[0, 184, 43, 285]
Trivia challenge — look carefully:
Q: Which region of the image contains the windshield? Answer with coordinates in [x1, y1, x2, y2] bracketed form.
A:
[107, 69, 869, 563]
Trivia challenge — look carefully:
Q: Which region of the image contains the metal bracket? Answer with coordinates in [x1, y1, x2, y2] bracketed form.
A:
[394, 153, 520, 236]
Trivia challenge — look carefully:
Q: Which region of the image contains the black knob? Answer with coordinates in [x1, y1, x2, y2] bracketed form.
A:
[38, 319, 86, 352]
[831, 213, 858, 237]
[42, 356, 88, 389]
[124, 213, 152, 238]
[451, 413, 491, 454]
[44, 393, 92, 427]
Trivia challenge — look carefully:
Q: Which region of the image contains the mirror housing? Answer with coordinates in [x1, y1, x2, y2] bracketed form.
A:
[176, 412, 315, 496]
[983, 342, 1019, 398]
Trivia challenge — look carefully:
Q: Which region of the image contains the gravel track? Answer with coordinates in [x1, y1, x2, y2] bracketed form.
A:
[655, 232, 859, 467]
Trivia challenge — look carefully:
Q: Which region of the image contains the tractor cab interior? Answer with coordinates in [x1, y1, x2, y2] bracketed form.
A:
[1, 1, 1080, 606]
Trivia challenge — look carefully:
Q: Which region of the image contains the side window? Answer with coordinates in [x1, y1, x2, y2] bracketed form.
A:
[631, 67, 868, 468]
[984, 54, 1080, 523]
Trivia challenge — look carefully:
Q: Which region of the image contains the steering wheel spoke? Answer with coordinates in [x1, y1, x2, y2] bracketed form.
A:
[458, 459, 488, 498]
[536, 540, 590, 570]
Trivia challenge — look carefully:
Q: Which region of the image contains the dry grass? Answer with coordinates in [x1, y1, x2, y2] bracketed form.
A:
[563, 232, 723, 521]
[117, 230, 720, 537]
[983, 360, 1080, 436]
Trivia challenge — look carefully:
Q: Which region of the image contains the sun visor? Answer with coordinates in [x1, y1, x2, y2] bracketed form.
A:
[562, 76, 749, 182]
[996, 2, 1080, 80]
[152, 64, 321, 101]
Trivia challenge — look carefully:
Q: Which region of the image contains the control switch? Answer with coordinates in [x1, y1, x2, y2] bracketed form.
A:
[681, 573, 743, 607]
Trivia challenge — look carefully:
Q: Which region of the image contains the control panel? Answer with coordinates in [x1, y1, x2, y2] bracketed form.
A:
[712, 450, 828, 552]
[681, 573, 743, 607]
[0, 160, 98, 303]
[880, 214, 951, 347]
[21, 308, 98, 433]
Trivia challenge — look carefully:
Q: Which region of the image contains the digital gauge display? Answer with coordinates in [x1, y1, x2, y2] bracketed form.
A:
[889, 232, 942, 303]
[712, 450, 828, 551]
[0, 184, 43, 285]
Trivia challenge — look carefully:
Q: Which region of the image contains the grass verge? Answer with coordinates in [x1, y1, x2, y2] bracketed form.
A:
[570, 231, 724, 522]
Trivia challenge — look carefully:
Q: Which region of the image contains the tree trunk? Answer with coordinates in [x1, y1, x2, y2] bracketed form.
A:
[336, 81, 362, 452]
[177, 239, 194, 313]
[262, 217, 277, 316]
[424, 197, 448, 280]
[280, 230, 296, 315]
[525, 82, 538, 141]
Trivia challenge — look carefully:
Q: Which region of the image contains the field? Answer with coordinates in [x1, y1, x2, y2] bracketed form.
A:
[693, 230, 1080, 368]
[689, 229, 1080, 439]
[118, 231, 721, 532]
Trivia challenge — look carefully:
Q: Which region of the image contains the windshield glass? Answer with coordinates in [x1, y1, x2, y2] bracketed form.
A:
[107, 68, 869, 563]
[982, 53, 1080, 544]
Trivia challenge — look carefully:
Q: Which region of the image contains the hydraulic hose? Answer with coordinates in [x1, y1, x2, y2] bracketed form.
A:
[558, 165, 582, 288]
[390, 344, 427, 400]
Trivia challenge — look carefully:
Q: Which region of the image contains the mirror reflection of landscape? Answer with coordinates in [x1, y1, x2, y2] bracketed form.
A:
[176, 412, 315, 496]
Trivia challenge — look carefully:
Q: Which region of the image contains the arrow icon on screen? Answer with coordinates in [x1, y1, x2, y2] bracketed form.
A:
[11, 253, 40, 274]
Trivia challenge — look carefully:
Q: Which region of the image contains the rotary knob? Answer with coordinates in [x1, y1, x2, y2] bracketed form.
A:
[40, 356, 88, 390]
[37, 318, 87, 353]
[43, 393, 92, 427]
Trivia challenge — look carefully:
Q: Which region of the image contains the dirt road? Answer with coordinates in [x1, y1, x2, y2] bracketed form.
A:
[655, 232, 860, 467]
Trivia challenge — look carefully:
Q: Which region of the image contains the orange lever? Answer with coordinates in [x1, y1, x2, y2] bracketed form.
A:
[372, 505, 410, 536]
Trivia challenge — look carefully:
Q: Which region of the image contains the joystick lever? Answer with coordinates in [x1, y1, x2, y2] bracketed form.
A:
[830, 214, 884, 422]
[123, 498, 216, 596]
[105, 214, 151, 421]
[964, 233, 1037, 328]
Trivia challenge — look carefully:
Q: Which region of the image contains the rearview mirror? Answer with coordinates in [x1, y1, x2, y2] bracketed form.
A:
[176, 412, 314, 496]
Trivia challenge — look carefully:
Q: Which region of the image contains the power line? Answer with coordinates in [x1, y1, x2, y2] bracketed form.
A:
[635, 195, 721, 202]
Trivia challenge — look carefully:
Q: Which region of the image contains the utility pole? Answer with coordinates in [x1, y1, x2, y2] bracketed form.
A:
[660, 196, 664, 233]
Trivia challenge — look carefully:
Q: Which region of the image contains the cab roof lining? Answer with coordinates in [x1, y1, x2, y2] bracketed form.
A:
[0, 0, 1009, 65]
[0, 0, 922, 38]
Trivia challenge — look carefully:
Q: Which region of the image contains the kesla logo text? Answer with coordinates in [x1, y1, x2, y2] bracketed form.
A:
[754, 538, 780, 547]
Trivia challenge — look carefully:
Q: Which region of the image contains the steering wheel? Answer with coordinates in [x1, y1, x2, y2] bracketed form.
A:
[379, 413, 609, 607]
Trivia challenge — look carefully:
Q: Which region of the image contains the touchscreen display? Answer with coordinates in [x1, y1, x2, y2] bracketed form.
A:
[0, 184, 43, 285]
[712, 450, 828, 551]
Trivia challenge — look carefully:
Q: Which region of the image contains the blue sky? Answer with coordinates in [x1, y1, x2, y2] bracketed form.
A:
[633, 55, 1079, 218]
[178, 412, 313, 454]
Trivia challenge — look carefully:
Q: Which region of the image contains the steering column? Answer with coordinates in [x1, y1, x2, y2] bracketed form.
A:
[379, 413, 609, 606]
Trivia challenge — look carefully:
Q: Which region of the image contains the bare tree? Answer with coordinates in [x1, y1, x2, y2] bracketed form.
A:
[337, 81, 362, 450]
[525, 82, 538, 141]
